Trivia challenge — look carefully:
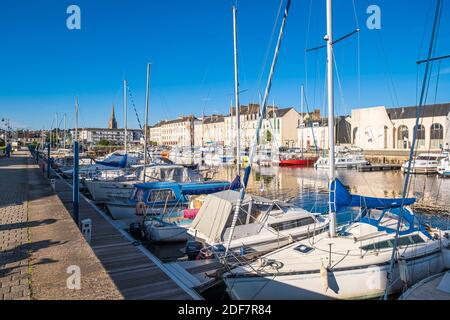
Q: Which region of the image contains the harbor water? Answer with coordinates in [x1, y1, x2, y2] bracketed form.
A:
[146, 161, 450, 262]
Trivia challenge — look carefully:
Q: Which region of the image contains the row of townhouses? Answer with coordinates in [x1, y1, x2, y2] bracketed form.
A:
[149, 102, 450, 152]
[13, 102, 450, 152]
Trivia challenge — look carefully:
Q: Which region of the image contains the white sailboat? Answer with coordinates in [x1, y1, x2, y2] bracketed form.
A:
[223, 0, 450, 300]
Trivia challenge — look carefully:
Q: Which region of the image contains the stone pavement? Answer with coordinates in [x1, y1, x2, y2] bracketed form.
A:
[0, 152, 31, 300]
[0, 151, 122, 300]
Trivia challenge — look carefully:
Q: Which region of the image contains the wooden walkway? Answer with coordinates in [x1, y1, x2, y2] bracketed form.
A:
[48, 165, 201, 300]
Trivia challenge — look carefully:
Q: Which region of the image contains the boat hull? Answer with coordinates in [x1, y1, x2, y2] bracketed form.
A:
[224, 250, 445, 300]
[279, 158, 317, 167]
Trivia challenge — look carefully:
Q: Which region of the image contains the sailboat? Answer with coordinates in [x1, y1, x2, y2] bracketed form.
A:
[279, 86, 318, 166]
[223, 0, 450, 300]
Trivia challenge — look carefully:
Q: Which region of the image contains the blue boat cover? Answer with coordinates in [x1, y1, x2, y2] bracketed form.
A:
[95, 154, 127, 168]
[230, 175, 242, 190]
[330, 178, 416, 212]
[180, 181, 231, 195]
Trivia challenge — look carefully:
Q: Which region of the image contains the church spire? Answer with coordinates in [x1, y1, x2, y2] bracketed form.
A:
[108, 104, 118, 129]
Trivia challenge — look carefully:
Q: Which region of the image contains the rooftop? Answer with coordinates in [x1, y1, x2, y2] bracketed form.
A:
[387, 103, 450, 120]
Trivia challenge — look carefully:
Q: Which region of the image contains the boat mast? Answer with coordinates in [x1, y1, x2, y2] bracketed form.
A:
[75, 97, 79, 142]
[143, 63, 151, 183]
[326, 0, 337, 238]
[233, 5, 241, 173]
[124, 79, 128, 154]
[56, 113, 59, 148]
[225, 0, 291, 255]
[301, 85, 304, 157]
[63, 113, 66, 149]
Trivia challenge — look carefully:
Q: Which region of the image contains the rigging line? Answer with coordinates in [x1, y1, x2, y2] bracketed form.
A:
[375, 29, 400, 108]
[416, 0, 434, 61]
[252, 0, 284, 103]
[127, 85, 143, 130]
[385, 0, 443, 300]
[304, 0, 314, 94]
[352, 0, 361, 108]
[332, 51, 349, 117]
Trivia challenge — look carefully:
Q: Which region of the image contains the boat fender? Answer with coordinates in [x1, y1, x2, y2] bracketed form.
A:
[288, 234, 294, 244]
[398, 258, 409, 286]
[320, 265, 329, 292]
[256, 257, 268, 268]
[136, 201, 146, 216]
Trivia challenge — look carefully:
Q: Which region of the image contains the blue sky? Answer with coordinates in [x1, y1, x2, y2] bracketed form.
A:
[0, 0, 449, 130]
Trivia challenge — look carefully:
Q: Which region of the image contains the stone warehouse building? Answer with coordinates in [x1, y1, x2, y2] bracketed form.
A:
[351, 103, 450, 151]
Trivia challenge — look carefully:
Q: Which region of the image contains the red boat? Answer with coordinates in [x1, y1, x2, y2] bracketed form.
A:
[279, 156, 318, 167]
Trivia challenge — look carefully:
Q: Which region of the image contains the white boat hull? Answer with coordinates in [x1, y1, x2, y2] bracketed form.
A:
[84, 180, 134, 202]
[225, 250, 445, 300]
[146, 223, 190, 242]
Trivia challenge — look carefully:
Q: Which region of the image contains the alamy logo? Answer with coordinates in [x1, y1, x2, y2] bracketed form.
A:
[66, 5, 81, 30]
[366, 5, 381, 30]
[66, 265, 81, 290]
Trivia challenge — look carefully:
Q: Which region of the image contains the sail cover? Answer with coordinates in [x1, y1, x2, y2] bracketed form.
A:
[95, 154, 127, 168]
[189, 190, 252, 244]
[330, 178, 415, 212]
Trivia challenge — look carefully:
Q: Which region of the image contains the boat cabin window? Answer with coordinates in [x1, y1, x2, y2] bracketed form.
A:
[133, 189, 145, 202]
[147, 189, 176, 203]
[360, 234, 424, 251]
[270, 217, 315, 232]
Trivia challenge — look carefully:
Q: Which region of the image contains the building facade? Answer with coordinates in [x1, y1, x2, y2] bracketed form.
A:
[224, 104, 301, 149]
[153, 115, 197, 147]
[74, 128, 142, 146]
[351, 103, 450, 151]
[193, 115, 225, 147]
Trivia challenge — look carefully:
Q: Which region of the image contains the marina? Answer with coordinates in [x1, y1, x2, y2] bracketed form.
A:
[1, 0, 450, 305]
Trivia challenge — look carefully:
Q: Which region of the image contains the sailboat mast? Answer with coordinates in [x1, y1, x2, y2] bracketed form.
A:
[233, 5, 241, 173]
[75, 97, 79, 142]
[301, 85, 304, 157]
[326, 0, 337, 238]
[124, 79, 128, 154]
[143, 63, 151, 183]
[63, 113, 66, 149]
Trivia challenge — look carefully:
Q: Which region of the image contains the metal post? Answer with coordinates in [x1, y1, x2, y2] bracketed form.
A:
[73, 141, 80, 227]
[47, 143, 51, 179]
[143, 63, 151, 183]
[63, 113, 66, 149]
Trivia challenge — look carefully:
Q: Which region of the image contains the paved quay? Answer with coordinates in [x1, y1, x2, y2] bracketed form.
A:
[1, 150, 197, 300]
[0, 151, 121, 300]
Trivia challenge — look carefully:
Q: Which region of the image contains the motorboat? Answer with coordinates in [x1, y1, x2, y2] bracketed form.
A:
[437, 154, 450, 177]
[314, 153, 369, 169]
[188, 190, 329, 254]
[84, 164, 204, 202]
[402, 153, 448, 174]
[106, 179, 239, 223]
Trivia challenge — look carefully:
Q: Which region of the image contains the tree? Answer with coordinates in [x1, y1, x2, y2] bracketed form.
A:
[98, 139, 110, 146]
[265, 130, 272, 143]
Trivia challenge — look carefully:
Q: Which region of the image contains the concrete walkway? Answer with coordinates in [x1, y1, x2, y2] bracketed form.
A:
[0, 151, 122, 300]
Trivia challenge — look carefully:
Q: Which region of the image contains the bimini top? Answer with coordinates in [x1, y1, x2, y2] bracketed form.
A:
[330, 178, 415, 212]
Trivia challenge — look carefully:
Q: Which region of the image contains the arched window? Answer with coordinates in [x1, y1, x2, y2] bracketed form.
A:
[397, 125, 409, 149]
[430, 123, 444, 149]
[414, 124, 425, 149]
[352, 127, 358, 145]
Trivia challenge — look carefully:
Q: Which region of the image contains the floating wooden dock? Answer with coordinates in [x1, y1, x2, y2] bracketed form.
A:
[357, 164, 402, 172]
[49, 165, 202, 300]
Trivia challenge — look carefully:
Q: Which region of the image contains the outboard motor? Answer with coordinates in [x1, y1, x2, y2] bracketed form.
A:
[129, 223, 145, 241]
[186, 241, 203, 260]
